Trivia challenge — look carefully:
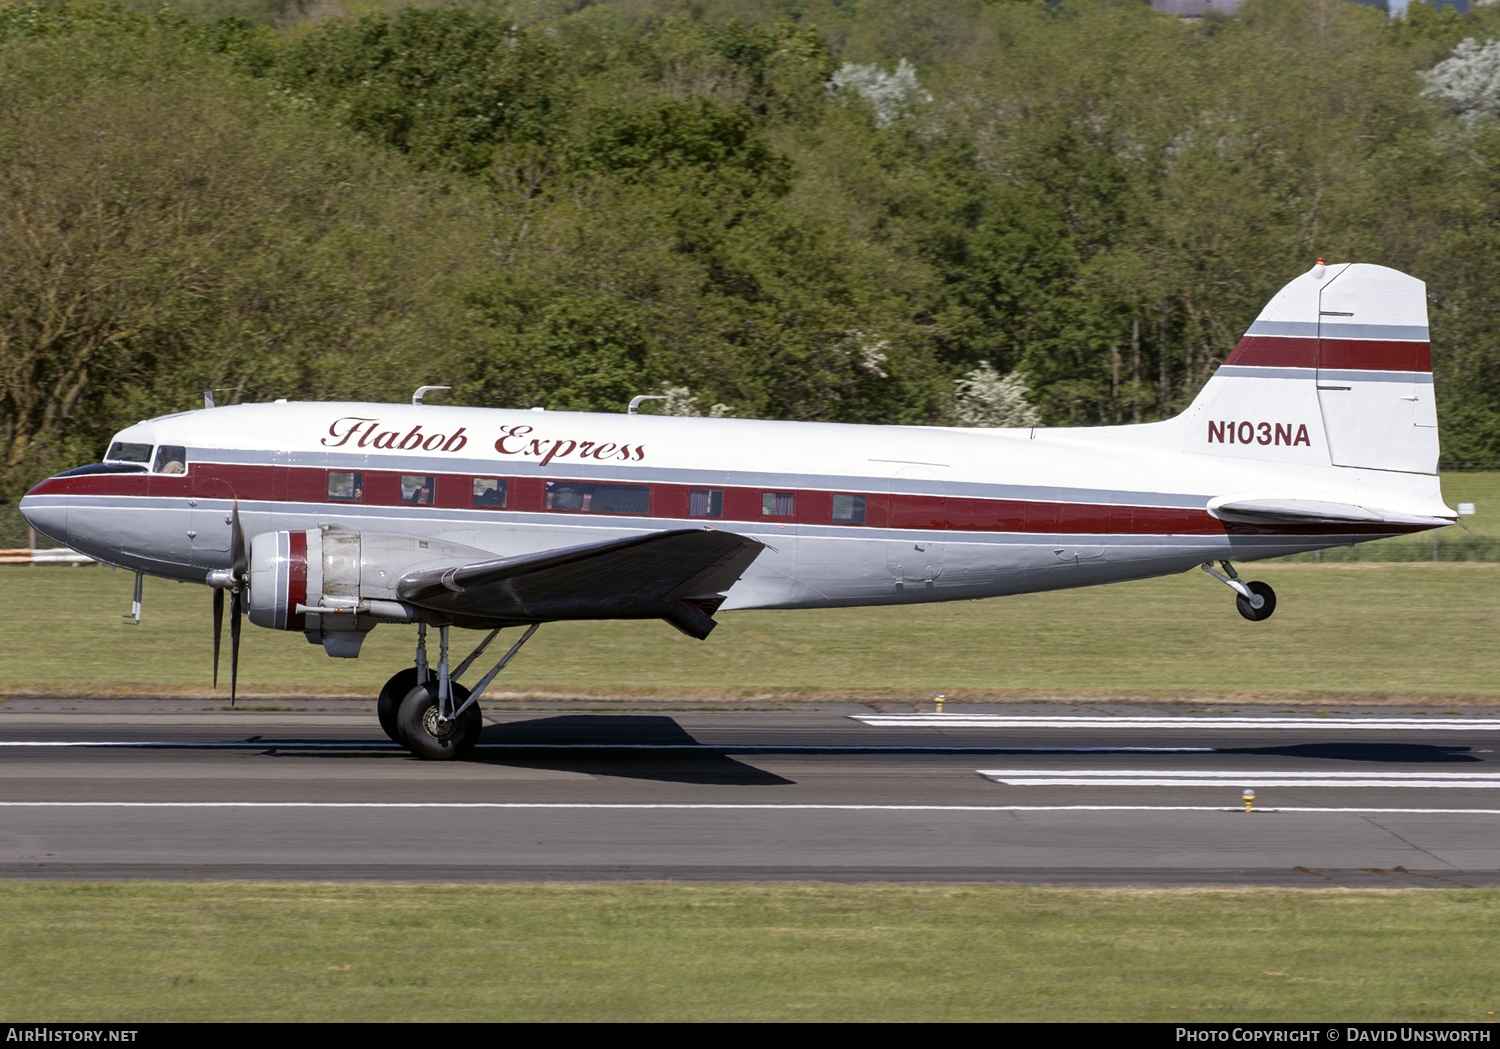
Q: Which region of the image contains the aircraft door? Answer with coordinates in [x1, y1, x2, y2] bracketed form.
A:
[1316, 267, 1435, 474]
[190, 474, 237, 567]
[886, 465, 946, 586]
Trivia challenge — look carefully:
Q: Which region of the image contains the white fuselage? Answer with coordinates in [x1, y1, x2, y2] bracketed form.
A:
[19, 399, 1450, 612]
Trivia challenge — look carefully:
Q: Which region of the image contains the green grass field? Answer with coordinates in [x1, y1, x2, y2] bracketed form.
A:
[2, 561, 1497, 702]
[1, 882, 1496, 1022]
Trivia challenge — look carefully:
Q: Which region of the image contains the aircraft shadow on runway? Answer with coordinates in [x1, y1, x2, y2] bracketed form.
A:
[1218, 743, 1483, 764]
[469, 715, 795, 786]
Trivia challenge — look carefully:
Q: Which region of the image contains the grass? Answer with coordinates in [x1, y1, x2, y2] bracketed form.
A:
[0, 882, 1496, 1021]
[1, 561, 1498, 701]
[1438, 473, 1500, 537]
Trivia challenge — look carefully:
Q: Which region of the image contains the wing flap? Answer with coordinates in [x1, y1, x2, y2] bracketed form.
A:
[1207, 496, 1453, 528]
[397, 529, 764, 639]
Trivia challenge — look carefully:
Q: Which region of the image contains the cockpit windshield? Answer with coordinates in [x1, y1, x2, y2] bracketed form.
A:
[105, 442, 152, 464]
[102, 441, 187, 473]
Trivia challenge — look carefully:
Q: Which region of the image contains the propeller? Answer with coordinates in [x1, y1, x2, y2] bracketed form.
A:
[213, 588, 223, 688]
[210, 501, 249, 706]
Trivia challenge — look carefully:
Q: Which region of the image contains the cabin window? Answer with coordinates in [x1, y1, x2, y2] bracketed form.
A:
[473, 478, 507, 508]
[546, 482, 649, 515]
[831, 494, 866, 524]
[105, 442, 152, 464]
[762, 492, 795, 516]
[328, 471, 363, 502]
[152, 445, 187, 475]
[401, 475, 435, 505]
[689, 488, 723, 518]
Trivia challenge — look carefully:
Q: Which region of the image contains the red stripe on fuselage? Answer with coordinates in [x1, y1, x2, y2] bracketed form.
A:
[24, 463, 1433, 539]
[1224, 335, 1430, 372]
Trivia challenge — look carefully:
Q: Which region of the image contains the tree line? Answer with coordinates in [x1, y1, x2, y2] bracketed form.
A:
[4, 0, 1500, 499]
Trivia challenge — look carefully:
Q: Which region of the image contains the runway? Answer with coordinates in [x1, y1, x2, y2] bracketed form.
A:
[2, 704, 1499, 885]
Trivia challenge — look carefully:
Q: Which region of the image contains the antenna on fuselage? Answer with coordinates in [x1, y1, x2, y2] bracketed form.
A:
[413, 386, 451, 406]
[628, 395, 667, 415]
[202, 387, 241, 410]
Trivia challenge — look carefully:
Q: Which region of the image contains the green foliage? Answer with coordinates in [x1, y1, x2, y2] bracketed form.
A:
[0, 19, 488, 497]
[273, 8, 569, 173]
[569, 96, 791, 192]
[9, 0, 1500, 485]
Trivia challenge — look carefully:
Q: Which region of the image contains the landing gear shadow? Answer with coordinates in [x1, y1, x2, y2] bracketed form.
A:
[1221, 742, 1483, 764]
[470, 715, 795, 786]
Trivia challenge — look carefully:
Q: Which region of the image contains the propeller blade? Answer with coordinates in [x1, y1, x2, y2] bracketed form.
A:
[212, 587, 223, 689]
[229, 588, 242, 707]
[228, 500, 248, 576]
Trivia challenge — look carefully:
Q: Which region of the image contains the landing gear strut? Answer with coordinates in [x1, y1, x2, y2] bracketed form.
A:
[384, 621, 542, 759]
[1200, 560, 1277, 622]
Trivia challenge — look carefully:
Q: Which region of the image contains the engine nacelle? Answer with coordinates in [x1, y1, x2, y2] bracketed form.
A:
[248, 529, 494, 657]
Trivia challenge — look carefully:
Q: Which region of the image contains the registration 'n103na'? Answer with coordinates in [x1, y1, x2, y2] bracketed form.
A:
[20, 262, 1455, 758]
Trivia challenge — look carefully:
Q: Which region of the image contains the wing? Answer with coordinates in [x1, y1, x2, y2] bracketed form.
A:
[397, 528, 764, 639]
[1207, 496, 1453, 529]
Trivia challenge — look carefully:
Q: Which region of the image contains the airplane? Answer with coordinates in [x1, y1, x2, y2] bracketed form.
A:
[19, 260, 1455, 759]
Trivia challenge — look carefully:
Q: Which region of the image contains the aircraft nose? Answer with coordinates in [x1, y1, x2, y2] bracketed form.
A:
[18, 492, 67, 547]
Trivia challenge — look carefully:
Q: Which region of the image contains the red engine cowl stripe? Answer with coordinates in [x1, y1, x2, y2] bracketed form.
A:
[287, 530, 307, 633]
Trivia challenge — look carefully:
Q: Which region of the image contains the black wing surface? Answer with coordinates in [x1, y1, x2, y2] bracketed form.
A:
[396, 528, 764, 639]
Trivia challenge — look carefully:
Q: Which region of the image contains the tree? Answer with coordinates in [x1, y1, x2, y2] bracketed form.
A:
[0, 26, 487, 496]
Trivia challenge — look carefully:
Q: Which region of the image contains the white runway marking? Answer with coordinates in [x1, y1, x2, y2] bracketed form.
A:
[978, 769, 1500, 789]
[856, 715, 1500, 731]
[0, 801, 1498, 814]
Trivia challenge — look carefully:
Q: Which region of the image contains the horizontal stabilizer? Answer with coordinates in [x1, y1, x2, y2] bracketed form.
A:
[1207, 496, 1453, 529]
[397, 529, 764, 639]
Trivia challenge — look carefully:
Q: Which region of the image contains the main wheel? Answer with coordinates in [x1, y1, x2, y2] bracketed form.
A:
[377, 668, 421, 744]
[395, 681, 480, 760]
[1236, 580, 1277, 622]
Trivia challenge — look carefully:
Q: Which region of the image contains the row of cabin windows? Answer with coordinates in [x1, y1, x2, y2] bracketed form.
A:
[96, 449, 870, 524]
[324, 472, 867, 524]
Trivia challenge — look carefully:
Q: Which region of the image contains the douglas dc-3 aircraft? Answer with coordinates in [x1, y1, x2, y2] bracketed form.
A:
[20, 261, 1456, 758]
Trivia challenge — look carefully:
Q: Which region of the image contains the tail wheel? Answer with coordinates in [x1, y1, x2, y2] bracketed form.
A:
[396, 681, 479, 760]
[1236, 581, 1277, 622]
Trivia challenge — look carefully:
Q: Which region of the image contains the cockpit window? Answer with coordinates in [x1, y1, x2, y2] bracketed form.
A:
[105, 442, 153, 464]
[152, 446, 187, 474]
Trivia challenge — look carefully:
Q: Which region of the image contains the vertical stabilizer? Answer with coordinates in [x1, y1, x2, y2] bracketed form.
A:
[1181, 262, 1438, 475]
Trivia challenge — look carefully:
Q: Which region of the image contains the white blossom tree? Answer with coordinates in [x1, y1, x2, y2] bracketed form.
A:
[656, 385, 734, 417]
[953, 364, 1041, 428]
[1423, 38, 1500, 119]
[827, 59, 932, 128]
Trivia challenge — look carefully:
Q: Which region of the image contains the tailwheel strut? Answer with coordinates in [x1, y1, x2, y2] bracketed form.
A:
[1200, 560, 1277, 622]
[390, 622, 542, 760]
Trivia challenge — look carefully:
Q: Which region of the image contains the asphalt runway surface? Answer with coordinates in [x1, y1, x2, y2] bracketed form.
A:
[3, 703, 1500, 886]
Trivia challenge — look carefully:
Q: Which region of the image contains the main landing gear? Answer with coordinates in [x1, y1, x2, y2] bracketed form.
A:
[377, 621, 542, 759]
[1200, 560, 1277, 622]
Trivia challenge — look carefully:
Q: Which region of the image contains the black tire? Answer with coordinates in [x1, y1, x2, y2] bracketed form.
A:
[377, 668, 421, 744]
[395, 681, 479, 760]
[1236, 580, 1277, 622]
